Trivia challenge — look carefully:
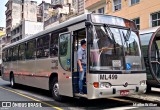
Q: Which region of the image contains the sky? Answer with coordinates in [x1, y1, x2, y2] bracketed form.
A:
[0, 0, 51, 27]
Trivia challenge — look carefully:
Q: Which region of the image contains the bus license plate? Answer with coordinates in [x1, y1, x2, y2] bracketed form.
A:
[120, 90, 129, 96]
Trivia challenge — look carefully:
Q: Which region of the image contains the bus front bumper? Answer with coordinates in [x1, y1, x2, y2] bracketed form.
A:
[87, 85, 146, 99]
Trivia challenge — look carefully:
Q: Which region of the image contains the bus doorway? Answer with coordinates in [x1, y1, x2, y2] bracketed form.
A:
[72, 29, 87, 96]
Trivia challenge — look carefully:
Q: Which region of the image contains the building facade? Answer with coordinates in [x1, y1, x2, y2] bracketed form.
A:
[73, 0, 85, 14]
[0, 27, 6, 65]
[37, 1, 53, 22]
[5, 0, 22, 37]
[5, 0, 39, 43]
[11, 20, 43, 43]
[85, 0, 160, 30]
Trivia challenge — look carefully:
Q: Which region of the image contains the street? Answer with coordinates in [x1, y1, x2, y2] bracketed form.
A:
[0, 77, 160, 110]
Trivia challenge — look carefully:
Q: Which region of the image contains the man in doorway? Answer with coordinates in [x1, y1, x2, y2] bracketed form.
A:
[77, 39, 87, 95]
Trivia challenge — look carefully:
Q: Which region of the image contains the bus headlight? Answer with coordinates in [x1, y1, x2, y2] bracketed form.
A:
[140, 80, 145, 86]
[100, 82, 112, 88]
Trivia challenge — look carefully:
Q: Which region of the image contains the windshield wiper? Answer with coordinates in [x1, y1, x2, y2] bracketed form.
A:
[123, 28, 131, 42]
[122, 28, 131, 50]
[103, 24, 116, 54]
[103, 24, 116, 44]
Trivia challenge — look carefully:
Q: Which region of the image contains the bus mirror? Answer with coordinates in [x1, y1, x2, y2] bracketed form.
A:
[85, 21, 92, 27]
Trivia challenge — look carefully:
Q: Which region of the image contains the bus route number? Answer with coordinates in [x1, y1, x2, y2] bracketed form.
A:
[108, 74, 118, 80]
[100, 74, 118, 80]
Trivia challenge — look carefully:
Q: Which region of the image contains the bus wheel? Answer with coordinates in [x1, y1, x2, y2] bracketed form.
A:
[10, 74, 16, 88]
[51, 78, 63, 101]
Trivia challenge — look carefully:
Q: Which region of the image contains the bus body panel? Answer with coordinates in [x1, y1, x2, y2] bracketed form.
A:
[35, 58, 53, 90]
[1, 14, 147, 100]
[87, 73, 146, 99]
[3, 62, 12, 81]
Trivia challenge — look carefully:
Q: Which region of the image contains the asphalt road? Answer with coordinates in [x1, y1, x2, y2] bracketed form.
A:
[0, 77, 160, 110]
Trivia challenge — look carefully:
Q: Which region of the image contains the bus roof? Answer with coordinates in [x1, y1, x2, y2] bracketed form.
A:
[140, 26, 160, 35]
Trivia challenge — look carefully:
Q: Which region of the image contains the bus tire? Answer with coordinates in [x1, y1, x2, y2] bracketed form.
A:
[10, 74, 16, 88]
[146, 85, 151, 93]
[51, 78, 63, 101]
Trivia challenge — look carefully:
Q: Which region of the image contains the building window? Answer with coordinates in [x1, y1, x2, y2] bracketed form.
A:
[132, 17, 140, 30]
[151, 12, 160, 27]
[113, 0, 121, 11]
[98, 7, 104, 14]
[131, 0, 140, 5]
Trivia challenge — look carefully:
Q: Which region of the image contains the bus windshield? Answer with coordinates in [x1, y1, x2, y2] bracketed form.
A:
[89, 25, 143, 71]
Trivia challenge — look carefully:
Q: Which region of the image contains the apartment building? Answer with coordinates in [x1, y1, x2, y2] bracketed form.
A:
[5, 0, 22, 37]
[85, 0, 160, 30]
[37, 1, 53, 22]
[5, 0, 44, 43]
[72, 0, 85, 14]
[44, 0, 73, 29]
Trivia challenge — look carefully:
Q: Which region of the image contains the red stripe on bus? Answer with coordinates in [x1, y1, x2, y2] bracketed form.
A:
[66, 76, 69, 78]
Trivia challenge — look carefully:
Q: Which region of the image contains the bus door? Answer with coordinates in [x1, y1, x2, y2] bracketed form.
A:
[72, 29, 87, 94]
[58, 32, 73, 97]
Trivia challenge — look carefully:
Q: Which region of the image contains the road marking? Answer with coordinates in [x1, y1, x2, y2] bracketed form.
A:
[0, 86, 63, 110]
[105, 106, 138, 110]
[108, 97, 135, 103]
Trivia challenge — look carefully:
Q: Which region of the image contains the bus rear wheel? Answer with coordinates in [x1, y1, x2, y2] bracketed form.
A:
[51, 78, 63, 101]
[10, 74, 16, 88]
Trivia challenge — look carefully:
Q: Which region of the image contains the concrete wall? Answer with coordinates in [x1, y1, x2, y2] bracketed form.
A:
[23, 21, 43, 38]
[23, 1, 37, 22]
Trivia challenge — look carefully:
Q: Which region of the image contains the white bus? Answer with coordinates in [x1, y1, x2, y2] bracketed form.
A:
[1, 13, 146, 101]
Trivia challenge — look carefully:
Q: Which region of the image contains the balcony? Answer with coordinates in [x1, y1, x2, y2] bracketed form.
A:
[85, 0, 106, 10]
[6, 15, 12, 21]
[5, 9, 11, 15]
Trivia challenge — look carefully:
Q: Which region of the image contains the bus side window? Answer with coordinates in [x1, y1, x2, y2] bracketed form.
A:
[18, 43, 26, 60]
[8, 48, 13, 62]
[50, 33, 58, 57]
[26, 39, 36, 59]
[12, 45, 18, 61]
[37, 35, 49, 58]
[2, 49, 7, 62]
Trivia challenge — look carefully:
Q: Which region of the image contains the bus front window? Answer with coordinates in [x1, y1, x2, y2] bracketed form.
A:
[89, 26, 124, 71]
[89, 25, 144, 71]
